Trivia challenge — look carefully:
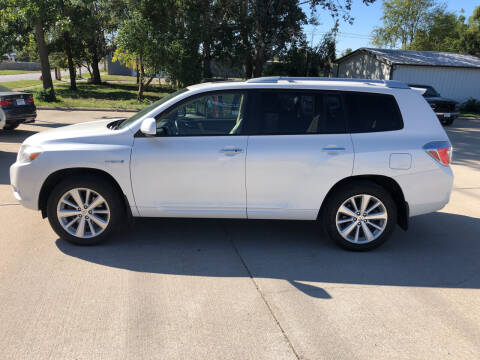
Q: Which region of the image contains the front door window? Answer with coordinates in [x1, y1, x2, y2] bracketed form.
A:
[157, 92, 246, 136]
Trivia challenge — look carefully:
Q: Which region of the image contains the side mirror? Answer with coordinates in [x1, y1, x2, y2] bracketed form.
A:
[140, 117, 156, 136]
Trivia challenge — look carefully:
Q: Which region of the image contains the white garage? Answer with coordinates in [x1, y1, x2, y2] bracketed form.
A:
[335, 48, 480, 103]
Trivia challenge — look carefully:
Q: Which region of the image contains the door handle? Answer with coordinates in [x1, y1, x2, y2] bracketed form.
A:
[220, 148, 244, 155]
[322, 146, 346, 152]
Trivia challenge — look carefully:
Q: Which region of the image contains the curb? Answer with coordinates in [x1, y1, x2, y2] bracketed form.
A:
[37, 106, 139, 112]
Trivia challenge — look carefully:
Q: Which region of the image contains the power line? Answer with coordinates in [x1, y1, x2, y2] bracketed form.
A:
[305, 31, 374, 40]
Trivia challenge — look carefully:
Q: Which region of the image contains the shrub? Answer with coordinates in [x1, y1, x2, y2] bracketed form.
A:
[460, 98, 480, 113]
[34, 87, 55, 102]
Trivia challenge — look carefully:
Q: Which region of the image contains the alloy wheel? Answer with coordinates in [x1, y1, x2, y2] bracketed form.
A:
[335, 194, 388, 244]
[56, 188, 110, 238]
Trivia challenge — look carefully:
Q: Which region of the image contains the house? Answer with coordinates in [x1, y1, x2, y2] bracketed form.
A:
[335, 48, 480, 102]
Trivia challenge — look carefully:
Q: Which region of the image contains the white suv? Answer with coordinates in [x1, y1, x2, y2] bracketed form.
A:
[10, 77, 454, 250]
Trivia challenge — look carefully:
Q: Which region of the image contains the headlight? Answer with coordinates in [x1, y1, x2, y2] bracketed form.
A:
[17, 145, 43, 163]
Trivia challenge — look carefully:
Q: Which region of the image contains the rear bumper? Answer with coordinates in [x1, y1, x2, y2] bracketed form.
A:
[4, 107, 37, 125]
[435, 112, 459, 120]
[394, 166, 454, 217]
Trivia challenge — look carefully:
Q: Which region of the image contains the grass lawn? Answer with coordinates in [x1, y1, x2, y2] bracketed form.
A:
[0, 79, 64, 90]
[27, 82, 172, 110]
[0, 80, 45, 89]
[460, 112, 480, 118]
[0, 69, 41, 75]
[100, 74, 137, 82]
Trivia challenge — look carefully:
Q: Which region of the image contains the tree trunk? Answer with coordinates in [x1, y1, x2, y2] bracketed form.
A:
[34, 19, 55, 100]
[145, 76, 155, 88]
[64, 32, 77, 90]
[253, 41, 265, 78]
[245, 56, 253, 78]
[240, 0, 253, 79]
[136, 59, 140, 85]
[91, 51, 102, 84]
[202, 42, 212, 79]
[137, 54, 144, 100]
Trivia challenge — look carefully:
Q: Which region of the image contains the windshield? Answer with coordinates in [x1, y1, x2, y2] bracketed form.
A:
[117, 88, 189, 129]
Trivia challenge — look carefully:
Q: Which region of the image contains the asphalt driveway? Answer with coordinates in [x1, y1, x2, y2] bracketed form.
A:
[0, 111, 479, 359]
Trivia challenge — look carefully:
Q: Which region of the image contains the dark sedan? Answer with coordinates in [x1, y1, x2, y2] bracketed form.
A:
[408, 84, 459, 126]
[0, 85, 36, 130]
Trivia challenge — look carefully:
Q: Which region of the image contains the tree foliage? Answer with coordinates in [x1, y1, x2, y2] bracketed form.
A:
[1, 0, 380, 100]
[372, 1, 480, 58]
[409, 8, 467, 52]
[264, 28, 337, 77]
[461, 6, 480, 57]
[372, 0, 436, 49]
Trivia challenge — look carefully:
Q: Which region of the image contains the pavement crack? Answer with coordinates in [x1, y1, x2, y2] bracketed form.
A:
[221, 222, 300, 360]
[0, 203, 20, 207]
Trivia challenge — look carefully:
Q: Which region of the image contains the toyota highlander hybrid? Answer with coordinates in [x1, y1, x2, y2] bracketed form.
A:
[10, 77, 454, 250]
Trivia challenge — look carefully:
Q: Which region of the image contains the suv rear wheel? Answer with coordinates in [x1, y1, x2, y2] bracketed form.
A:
[47, 175, 125, 245]
[441, 118, 454, 126]
[3, 123, 19, 130]
[323, 181, 397, 251]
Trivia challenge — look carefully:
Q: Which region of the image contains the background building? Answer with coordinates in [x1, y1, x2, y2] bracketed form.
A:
[335, 48, 480, 102]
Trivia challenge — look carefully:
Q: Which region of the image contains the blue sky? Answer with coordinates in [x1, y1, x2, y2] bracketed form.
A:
[301, 0, 478, 56]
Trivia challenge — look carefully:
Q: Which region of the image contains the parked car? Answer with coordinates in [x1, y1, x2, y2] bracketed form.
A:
[408, 84, 459, 126]
[0, 107, 5, 130]
[10, 77, 454, 250]
[0, 85, 36, 130]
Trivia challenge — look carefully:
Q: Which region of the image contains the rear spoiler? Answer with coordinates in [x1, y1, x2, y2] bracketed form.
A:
[409, 86, 427, 95]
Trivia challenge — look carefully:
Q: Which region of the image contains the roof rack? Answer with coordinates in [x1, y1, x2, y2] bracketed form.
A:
[246, 76, 410, 89]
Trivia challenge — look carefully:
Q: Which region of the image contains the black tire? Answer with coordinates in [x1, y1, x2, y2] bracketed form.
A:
[3, 123, 19, 130]
[442, 118, 454, 126]
[47, 175, 125, 245]
[323, 181, 397, 251]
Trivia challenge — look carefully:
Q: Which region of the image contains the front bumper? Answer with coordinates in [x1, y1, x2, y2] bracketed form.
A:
[10, 160, 43, 210]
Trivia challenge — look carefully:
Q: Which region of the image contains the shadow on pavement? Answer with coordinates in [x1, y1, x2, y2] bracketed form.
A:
[445, 118, 480, 169]
[0, 151, 17, 184]
[28, 121, 66, 129]
[0, 129, 38, 143]
[56, 211, 480, 299]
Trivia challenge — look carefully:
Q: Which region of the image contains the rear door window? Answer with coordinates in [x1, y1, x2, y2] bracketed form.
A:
[345, 92, 403, 133]
[246, 91, 346, 135]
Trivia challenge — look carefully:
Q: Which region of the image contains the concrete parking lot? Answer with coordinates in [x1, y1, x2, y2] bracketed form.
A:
[1, 111, 479, 359]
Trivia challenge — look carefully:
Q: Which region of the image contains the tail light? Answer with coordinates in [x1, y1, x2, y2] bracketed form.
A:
[26, 96, 34, 104]
[0, 98, 12, 108]
[423, 141, 452, 166]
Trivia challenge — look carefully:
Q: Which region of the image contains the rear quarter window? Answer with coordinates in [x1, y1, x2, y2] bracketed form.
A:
[345, 92, 403, 133]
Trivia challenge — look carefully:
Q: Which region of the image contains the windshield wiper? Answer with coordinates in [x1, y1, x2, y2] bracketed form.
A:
[107, 119, 127, 130]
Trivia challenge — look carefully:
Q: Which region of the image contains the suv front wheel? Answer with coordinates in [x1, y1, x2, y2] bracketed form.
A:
[324, 181, 397, 251]
[47, 175, 125, 245]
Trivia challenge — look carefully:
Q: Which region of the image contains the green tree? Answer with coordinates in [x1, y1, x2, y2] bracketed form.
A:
[114, 5, 168, 99]
[72, 0, 116, 85]
[264, 28, 337, 77]
[461, 6, 480, 57]
[48, 1, 89, 90]
[340, 48, 353, 57]
[372, 0, 436, 49]
[409, 8, 467, 52]
[0, 0, 59, 100]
